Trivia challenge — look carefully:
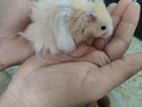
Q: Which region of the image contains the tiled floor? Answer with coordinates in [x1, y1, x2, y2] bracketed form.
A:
[0, 37, 142, 107]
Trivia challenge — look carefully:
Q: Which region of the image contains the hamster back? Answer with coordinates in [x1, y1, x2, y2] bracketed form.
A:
[22, 0, 113, 55]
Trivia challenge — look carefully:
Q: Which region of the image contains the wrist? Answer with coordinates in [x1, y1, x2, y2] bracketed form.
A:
[0, 79, 52, 107]
[0, 82, 33, 107]
[0, 89, 29, 107]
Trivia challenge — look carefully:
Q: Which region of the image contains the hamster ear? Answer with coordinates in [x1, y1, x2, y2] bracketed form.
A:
[86, 13, 97, 22]
[51, 7, 75, 53]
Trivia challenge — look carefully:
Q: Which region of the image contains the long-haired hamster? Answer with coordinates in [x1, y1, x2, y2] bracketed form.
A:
[22, 0, 113, 55]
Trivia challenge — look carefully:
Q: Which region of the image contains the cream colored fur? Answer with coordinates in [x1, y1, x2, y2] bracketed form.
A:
[22, 0, 113, 54]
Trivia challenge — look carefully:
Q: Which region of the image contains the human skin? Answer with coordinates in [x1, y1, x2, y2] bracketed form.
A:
[0, 0, 141, 107]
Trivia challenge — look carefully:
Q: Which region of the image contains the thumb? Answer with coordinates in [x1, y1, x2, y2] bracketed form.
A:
[97, 53, 142, 96]
[80, 53, 142, 100]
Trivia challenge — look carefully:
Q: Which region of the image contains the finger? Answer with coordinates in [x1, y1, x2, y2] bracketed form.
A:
[107, 3, 117, 14]
[98, 53, 142, 95]
[0, 0, 31, 33]
[105, 3, 140, 60]
[68, 44, 95, 57]
[74, 51, 111, 67]
[48, 44, 95, 62]
[0, 36, 34, 70]
[81, 53, 142, 100]
[111, 0, 132, 30]
[18, 44, 96, 74]
[93, 37, 111, 50]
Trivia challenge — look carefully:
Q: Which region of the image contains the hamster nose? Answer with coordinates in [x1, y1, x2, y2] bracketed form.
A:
[101, 26, 107, 31]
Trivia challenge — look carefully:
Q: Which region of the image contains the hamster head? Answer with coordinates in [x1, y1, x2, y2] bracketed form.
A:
[69, 0, 113, 39]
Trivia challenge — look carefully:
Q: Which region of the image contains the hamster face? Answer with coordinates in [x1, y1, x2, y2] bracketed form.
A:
[23, 0, 113, 55]
[69, 0, 113, 39]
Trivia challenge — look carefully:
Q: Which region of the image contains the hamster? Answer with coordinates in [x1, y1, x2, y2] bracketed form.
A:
[22, 0, 113, 55]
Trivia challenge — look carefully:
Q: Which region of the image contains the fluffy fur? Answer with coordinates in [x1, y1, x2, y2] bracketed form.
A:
[22, 0, 113, 54]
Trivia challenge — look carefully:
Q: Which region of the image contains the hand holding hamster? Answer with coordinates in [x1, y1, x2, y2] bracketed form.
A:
[0, 0, 139, 70]
[0, 1, 141, 107]
[22, 0, 113, 55]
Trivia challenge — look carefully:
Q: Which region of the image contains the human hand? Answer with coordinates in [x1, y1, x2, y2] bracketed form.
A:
[24, 0, 141, 68]
[0, 0, 33, 70]
[0, 0, 139, 70]
[0, 1, 141, 107]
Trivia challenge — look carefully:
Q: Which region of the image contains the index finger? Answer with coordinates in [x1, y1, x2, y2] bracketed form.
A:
[104, 2, 140, 61]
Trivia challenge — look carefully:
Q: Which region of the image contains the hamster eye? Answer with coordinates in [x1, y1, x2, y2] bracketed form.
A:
[101, 26, 107, 31]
